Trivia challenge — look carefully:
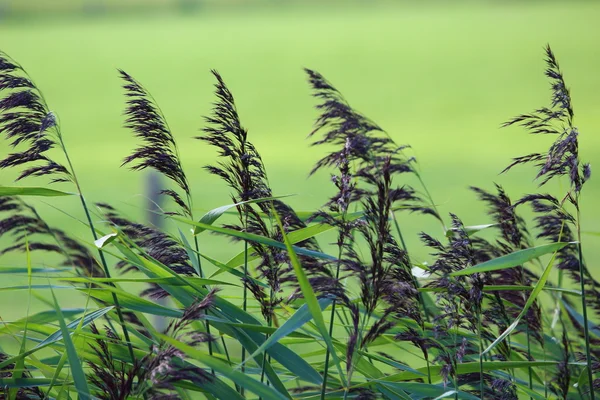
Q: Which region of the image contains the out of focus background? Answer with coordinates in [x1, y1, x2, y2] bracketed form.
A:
[0, 1, 599, 318]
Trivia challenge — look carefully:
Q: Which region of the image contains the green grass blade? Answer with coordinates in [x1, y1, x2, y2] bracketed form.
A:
[159, 334, 288, 400]
[61, 276, 236, 286]
[172, 216, 336, 261]
[450, 242, 571, 277]
[9, 240, 33, 400]
[483, 249, 561, 354]
[178, 227, 202, 276]
[378, 382, 479, 400]
[0, 378, 55, 388]
[242, 297, 333, 367]
[35, 307, 114, 349]
[273, 210, 347, 386]
[193, 195, 293, 234]
[201, 252, 268, 288]
[49, 286, 91, 399]
[0, 186, 75, 197]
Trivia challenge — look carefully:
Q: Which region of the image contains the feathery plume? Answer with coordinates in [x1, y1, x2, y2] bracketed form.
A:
[119, 70, 191, 216]
[0, 51, 71, 182]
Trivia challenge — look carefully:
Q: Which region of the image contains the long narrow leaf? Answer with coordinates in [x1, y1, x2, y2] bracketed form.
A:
[450, 242, 571, 277]
[273, 210, 347, 386]
[483, 249, 562, 354]
[242, 298, 333, 367]
[49, 287, 90, 399]
[0, 186, 75, 197]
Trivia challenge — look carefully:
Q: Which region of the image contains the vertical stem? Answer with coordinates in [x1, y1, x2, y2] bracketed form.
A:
[392, 212, 430, 322]
[192, 235, 215, 375]
[478, 311, 484, 399]
[576, 203, 595, 400]
[57, 131, 136, 364]
[241, 239, 249, 398]
[78, 192, 136, 364]
[320, 245, 344, 400]
[526, 326, 533, 399]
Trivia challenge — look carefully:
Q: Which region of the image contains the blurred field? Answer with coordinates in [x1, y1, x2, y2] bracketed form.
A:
[0, 1, 599, 319]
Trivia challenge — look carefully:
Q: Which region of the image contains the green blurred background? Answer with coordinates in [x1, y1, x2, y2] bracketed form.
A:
[0, 0, 599, 320]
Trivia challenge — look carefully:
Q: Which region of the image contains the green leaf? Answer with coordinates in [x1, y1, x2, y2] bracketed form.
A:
[0, 378, 55, 387]
[0, 186, 75, 197]
[61, 276, 236, 287]
[378, 382, 479, 400]
[194, 195, 293, 234]
[172, 215, 336, 261]
[178, 228, 202, 276]
[111, 238, 323, 386]
[219, 212, 363, 272]
[483, 248, 562, 354]
[376, 361, 566, 384]
[35, 307, 114, 349]
[201, 252, 268, 288]
[159, 334, 288, 400]
[273, 210, 347, 386]
[49, 286, 91, 399]
[9, 241, 33, 400]
[450, 242, 571, 276]
[0, 266, 67, 274]
[0, 309, 84, 327]
[242, 297, 333, 367]
[0, 285, 73, 292]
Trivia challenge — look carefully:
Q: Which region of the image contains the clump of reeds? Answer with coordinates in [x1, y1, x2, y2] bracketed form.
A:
[0, 45, 596, 400]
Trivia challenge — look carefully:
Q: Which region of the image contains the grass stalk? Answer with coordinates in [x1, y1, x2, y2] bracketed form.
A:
[56, 130, 136, 365]
[576, 200, 595, 400]
[320, 244, 345, 400]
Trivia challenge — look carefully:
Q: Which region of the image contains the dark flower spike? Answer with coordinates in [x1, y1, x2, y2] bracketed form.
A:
[502, 45, 589, 193]
[87, 323, 212, 400]
[199, 70, 271, 204]
[0, 196, 104, 279]
[119, 70, 191, 216]
[199, 70, 326, 321]
[97, 203, 196, 298]
[0, 51, 71, 183]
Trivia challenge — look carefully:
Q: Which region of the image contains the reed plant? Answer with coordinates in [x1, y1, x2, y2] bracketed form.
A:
[0, 45, 597, 400]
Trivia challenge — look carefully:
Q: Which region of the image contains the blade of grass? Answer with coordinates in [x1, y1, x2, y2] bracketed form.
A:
[193, 195, 293, 234]
[450, 242, 571, 277]
[8, 240, 32, 400]
[172, 216, 336, 261]
[272, 209, 347, 387]
[158, 334, 289, 400]
[483, 248, 562, 355]
[48, 286, 90, 399]
[240, 297, 333, 368]
[0, 186, 75, 197]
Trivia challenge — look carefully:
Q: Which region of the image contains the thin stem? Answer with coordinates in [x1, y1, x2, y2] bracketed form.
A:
[241, 238, 249, 398]
[57, 131, 136, 364]
[526, 326, 533, 399]
[321, 245, 344, 400]
[79, 191, 136, 364]
[576, 201, 595, 400]
[392, 212, 430, 322]
[414, 170, 446, 233]
[192, 235, 215, 375]
[478, 311, 484, 399]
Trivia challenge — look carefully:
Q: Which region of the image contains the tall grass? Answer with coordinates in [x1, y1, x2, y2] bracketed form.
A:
[0, 45, 597, 400]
